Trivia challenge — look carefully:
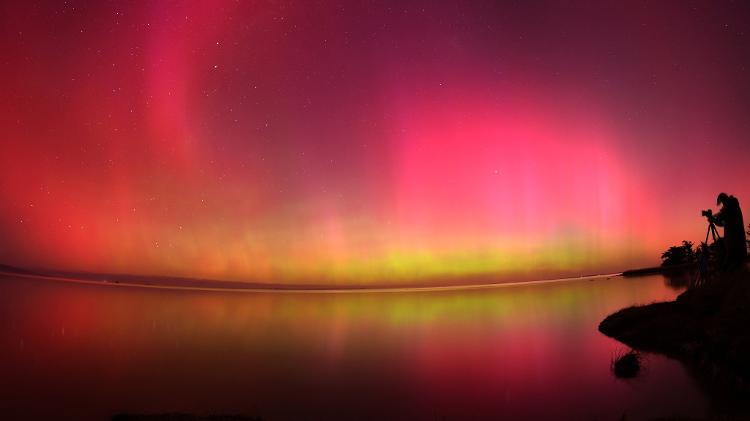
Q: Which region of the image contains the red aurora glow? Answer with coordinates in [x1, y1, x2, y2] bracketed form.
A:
[1, 1, 750, 284]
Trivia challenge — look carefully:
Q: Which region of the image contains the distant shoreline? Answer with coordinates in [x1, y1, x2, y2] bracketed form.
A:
[621, 263, 692, 277]
[0, 263, 624, 294]
[622, 256, 750, 277]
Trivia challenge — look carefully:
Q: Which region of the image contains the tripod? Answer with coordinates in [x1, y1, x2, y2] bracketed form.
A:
[695, 218, 722, 286]
[705, 218, 721, 244]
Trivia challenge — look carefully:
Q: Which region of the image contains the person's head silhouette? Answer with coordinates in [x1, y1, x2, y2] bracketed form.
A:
[717, 192, 729, 206]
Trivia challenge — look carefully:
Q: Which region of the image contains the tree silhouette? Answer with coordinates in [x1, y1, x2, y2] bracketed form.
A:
[661, 240, 696, 267]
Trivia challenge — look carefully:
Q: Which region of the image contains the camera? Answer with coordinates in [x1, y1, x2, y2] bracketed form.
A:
[701, 209, 713, 218]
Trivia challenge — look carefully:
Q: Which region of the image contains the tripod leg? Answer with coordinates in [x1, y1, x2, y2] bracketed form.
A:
[710, 223, 721, 242]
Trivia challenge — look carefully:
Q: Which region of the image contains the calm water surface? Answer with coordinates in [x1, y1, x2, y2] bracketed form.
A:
[0, 274, 709, 420]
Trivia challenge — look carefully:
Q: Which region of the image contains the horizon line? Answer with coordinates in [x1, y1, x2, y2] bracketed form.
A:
[0, 266, 625, 294]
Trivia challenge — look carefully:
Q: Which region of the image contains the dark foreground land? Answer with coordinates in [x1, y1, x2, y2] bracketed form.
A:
[600, 267, 750, 407]
[113, 415, 261, 421]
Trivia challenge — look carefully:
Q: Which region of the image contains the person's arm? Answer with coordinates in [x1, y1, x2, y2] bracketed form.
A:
[712, 208, 726, 227]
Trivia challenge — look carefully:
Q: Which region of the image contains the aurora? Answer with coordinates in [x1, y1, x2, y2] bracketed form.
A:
[1, 1, 749, 285]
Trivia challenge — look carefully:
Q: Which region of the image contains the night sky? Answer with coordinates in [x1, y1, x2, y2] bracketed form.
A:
[2, 1, 750, 285]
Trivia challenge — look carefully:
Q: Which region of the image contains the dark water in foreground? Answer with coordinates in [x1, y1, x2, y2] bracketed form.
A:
[0, 274, 709, 420]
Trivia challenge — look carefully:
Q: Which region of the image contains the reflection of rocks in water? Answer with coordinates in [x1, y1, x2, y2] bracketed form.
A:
[663, 268, 693, 289]
[611, 350, 642, 379]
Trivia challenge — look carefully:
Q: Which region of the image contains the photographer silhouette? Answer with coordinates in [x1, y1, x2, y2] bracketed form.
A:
[710, 193, 747, 271]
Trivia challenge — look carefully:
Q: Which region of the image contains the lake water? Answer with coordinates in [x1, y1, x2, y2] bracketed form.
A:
[0, 273, 710, 420]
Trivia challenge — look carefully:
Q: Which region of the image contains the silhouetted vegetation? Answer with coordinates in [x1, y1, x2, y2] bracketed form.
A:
[660, 240, 696, 267]
[658, 238, 730, 288]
